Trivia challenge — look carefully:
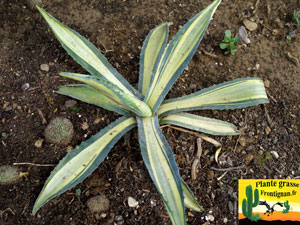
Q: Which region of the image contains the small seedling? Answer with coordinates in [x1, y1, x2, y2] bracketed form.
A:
[286, 35, 291, 41]
[75, 188, 81, 197]
[293, 9, 300, 28]
[220, 30, 240, 55]
[69, 105, 79, 111]
[1, 132, 8, 139]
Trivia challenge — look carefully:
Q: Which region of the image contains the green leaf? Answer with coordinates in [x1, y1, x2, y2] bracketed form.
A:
[137, 116, 186, 225]
[232, 37, 240, 43]
[182, 180, 203, 212]
[229, 42, 237, 50]
[219, 43, 228, 49]
[158, 78, 269, 116]
[139, 23, 169, 96]
[59, 72, 152, 117]
[144, 0, 222, 112]
[224, 30, 232, 42]
[57, 84, 130, 115]
[33, 116, 136, 214]
[36, 6, 142, 99]
[160, 112, 239, 136]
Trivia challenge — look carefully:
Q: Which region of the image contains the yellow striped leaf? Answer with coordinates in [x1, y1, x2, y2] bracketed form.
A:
[33, 116, 136, 214]
[158, 78, 269, 116]
[144, 0, 222, 112]
[137, 116, 186, 225]
[182, 180, 203, 212]
[160, 112, 239, 136]
[37, 6, 141, 98]
[139, 23, 169, 96]
[57, 84, 130, 115]
[60, 72, 152, 117]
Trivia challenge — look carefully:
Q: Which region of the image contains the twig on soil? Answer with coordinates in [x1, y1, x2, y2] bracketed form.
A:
[266, 90, 277, 103]
[13, 162, 55, 167]
[210, 165, 246, 171]
[161, 125, 221, 147]
[201, 49, 218, 59]
[191, 138, 203, 180]
[37, 108, 47, 124]
[0, 208, 15, 217]
[217, 171, 228, 181]
[253, 0, 260, 14]
[263, 105, 273, 127]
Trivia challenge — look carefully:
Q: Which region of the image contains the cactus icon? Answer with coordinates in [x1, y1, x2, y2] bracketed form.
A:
[282, 200, 290, 214]
[242, 185, 262, 221]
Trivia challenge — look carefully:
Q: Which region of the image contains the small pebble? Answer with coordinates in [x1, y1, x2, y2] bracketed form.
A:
[270, 151, 279, 159]
[65, 100, 77, 108]
[21, 83, 30, 91]
[93, 118, 101, 124]
[128, 197, 139, 208]
[223, 217, 228, 223]
[205, 214, 215, 222]
[245, 154, 254, 165]
[238, 26, 251, 44]
[66, 146, 73, 152]
[81, 122, 89, 130]
[239, 137, 246, 147]
[34, 139, 44, 148]
[26, 0, 43, 10]
[40, 63, 50, 72]
[265, 126, 271, 135]
[207, 170, 214, 180]
[189, 83, 197, 89]
[243, 19, 257, 31]
[264, 80, 270, 88]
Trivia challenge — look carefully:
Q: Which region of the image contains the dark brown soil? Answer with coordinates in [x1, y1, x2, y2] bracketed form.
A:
[1, 0, 300, 225]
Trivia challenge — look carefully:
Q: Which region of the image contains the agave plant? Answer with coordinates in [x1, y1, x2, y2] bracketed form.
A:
[34, 1, 269, 224]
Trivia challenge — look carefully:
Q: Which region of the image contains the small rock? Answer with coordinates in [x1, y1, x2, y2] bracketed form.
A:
[238, 26, 251, 44]
[40, 63, 49, 72]
[115, 215, 124, 222]
[207, 170, 214, 180]
[223, 217, 228, 223]
[243, 19, 257, 31]
[81, 122, 89, 130]
[128, 197, 139, 208]
[239, 136, 246, 147]
[264, 80, 270, 88]
[274, 18, 283, 29]
[189, 83, 197, 89]
[65, 100, 77, 108]
[87, 195, 110, 213]
[21, 83, 30, 91]
[93, 118, 101, 124]
[34, 139, 44, 148]
[66, 146, 73, 152]
[270, 151, 279, 159]
[205, 214, 215, 222]
[27, 0, 43, 10]
[265, 126, 271, 135]
[245, 154, 254, 165]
